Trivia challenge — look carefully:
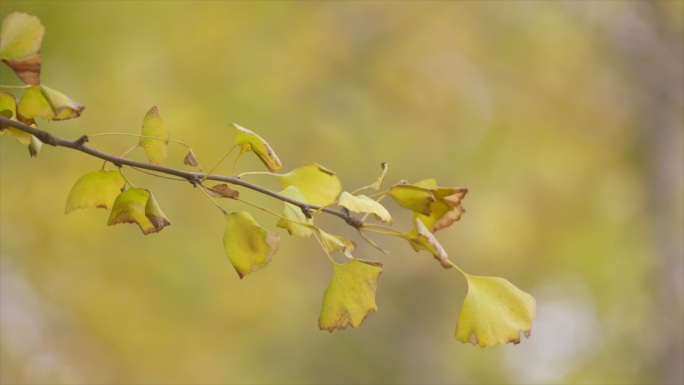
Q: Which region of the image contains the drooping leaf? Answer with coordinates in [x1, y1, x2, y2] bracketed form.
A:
[224, 211, 280, 279]
[107, 188, 169, 235]
[17, 85, 51, 120]
[338, 191, 392, 223]
[0, 12, 44, 85]
[319, 259, 382, 332]
[386, 183, 435, 215]
[278, 163, 341, 206]
[183, 149, 199, 167]
[317, 229, 356, 254]
[0, 92, 32, 145]
[231, 123, 282, 172]
[203, 184, 239, 199]
[455, 274, 536, 347]
[28, 134, 41, 157]
[39, 84, 85, 120]
[138, 106, 170, 165]
[276, 185, 314, 237]
[144, 192, 171, 231]
[401, 218, 451, 268]
[412, 179, 468, 233]
[65, 170, 126, 213]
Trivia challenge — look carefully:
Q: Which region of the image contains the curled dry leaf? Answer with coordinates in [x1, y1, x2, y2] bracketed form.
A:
[107, 188, 171, 235]
[0, 12, 44, 85]
[203, 184, 239, 199]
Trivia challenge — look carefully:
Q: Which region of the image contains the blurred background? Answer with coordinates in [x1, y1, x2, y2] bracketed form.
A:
[1, 1, 682, 384]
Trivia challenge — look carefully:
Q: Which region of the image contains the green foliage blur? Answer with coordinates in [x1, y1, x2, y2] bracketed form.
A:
[1, 1, 682, 384]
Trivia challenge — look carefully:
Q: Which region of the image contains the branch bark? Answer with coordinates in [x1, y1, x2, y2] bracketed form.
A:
[0, 116, 363, 228]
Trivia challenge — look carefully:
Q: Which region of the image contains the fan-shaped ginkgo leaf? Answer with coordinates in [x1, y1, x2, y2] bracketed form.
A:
[338, 191, 392, 223]
[319, 259, 382, 332]
[278, 163, 341, 206]
[0, 12, 44, 85]
[455, 274, 536, 347]
[224, 211, 280, 279]
[138, 106, 170, 165]
[16, 85, 84, 121]
[386, 183, 435, 215]
[107, 188, 170, 235]
[65, 170, 126, 213]
[39, 84, 85, 120]
[412, 179, 468, 233]
[0, 92, 31, 145]
[231, 123, 282, 172]
[276, 185, 314, 237]
[401, 218, 450, 268]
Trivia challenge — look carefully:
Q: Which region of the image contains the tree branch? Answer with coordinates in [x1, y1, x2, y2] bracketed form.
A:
[0, 116, 363, 228]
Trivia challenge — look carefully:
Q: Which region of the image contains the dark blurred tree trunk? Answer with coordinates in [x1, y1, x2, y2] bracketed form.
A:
[605, 2, 684, 383]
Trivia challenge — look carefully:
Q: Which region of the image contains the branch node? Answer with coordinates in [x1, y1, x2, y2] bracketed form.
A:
[345, 215, 364, 229]
[75, 135, 89, 146]
[302, 206, 313, 219]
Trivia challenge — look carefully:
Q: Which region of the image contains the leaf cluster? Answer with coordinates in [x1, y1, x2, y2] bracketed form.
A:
[0, 12, 536, 347]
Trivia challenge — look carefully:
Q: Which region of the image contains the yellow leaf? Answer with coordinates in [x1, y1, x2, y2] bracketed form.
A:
[16, 85, 84, 122]
[401, 218, 451, 268]
[39, 84, 85, 120]
[0, 12, 44, 85]
[65, 170, 126, 213]
[276, 185, 314, 237]
[107, 188, 170, 235]
[278, 163, 341, 206]
[455, 274, 536, 347]
[138, 106, 170, 165]
[317, 229, 355, 254]
[224, 211, 280, 279]
[413, 179, 468, 232]
[319, 259, 382, 332]
[231, 123, 282, 172]
[386, 183, 435, 215]
[338, 191, 392, 223]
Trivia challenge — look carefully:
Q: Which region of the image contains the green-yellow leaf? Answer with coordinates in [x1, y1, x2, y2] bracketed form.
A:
[17, 85, 51, 120]
[278, 163, 341, 206]
[401, 218, 451, 269]
[0, 92, 31, 144]
[65, 170, 126, 213]
[317, 229, 356, 254]
[276, 185, 314, 237]
[386, 183, 435, 215]
[338, 191, 392, 223]
[28, 134, 41, 157]
[231, 123, 282, 172]
[39, 84, 85, 120]
[107, 188, 169, 235]
[319, 259, 382, 332]
[138, 106, 170, 165]
[144, 192, 171, 231]
[224, 211, 280, 279]
[0, 12, 44, 85]
[455, 274, 536, 347]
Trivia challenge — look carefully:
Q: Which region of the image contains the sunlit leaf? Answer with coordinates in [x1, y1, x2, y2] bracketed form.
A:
[107, 188, 169, 235]
[138, 106, 170, 165]
[0, 12, 44, 85]
[39, 84, 85, 120]
[224, 211, 280, 279]
[317, 229, 356, 254]
[401, 218, 451, 268]
[386, 182, 435, 215]
[17, 85, 51, 120]
[144, 192, 171, 231]
[338, 191, 392, 223]
[319, 259, 382, 332]
[231, 123, 282, 172]
[278, 163, 341, 206]
[276, 185, 314, 237]
[65, 170, 126, 213]
[203, 184, 239, 199]
[455, 274, 536, 347]
[0, 92, 16, 119]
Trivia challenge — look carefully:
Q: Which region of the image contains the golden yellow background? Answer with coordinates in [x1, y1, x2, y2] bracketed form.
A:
[1, 1, 682, 384]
